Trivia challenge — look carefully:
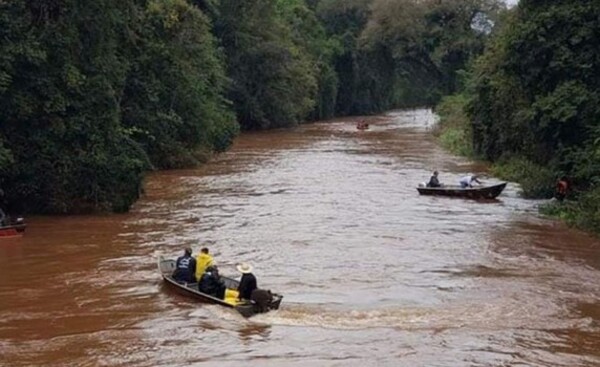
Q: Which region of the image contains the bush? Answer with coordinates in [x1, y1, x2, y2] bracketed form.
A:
[491, 158, 555, 198]
[434, 94, 474, 157]
[541, 186, 600, 234]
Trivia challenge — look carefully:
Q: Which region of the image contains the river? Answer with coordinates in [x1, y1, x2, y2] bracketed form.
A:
[1, 109, 600, 366]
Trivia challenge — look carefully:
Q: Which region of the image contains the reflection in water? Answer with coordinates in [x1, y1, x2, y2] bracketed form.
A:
[1, 109, 600, 366]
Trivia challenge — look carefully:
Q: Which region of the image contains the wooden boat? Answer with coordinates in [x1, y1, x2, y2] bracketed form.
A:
[417, 182, 507, 199]
[0, 218, 26, 238]
[157, 254, 283, 318]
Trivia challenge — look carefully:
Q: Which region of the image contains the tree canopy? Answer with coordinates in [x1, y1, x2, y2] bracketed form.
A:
[0, 0, 512, 213]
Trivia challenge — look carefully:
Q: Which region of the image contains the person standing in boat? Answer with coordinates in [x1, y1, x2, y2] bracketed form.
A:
[427, 171, 442, 187]
[236, 263, 257, 301]
[459, 174, 482, 188]
[195, 247, 214, 281]
[198, 265, 226, 299]
[172, 247, 197, 283]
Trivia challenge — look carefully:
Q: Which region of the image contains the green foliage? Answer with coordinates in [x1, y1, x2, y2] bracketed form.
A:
[540, 186, 600, 234]
[469, 1, 600, 163]
[491, 158, 554, 198]
[121, 0, 237, 169]
[276, 0, 342, 120]
[213, 0, 318, 129]
[359, 0, 504, 111]
[434, 94, 474, 157]
[0, 0, 524, 214]
[0, 0, 149, 213]
[0, 0, 236, 213]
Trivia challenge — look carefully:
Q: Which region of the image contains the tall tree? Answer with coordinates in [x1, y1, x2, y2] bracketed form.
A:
[468, 0, 600, 171]
[0, 0, 148, 213]
[213, 0, 318, 129]
[121, 0, 237, 169]
[361, 0, 503, 106]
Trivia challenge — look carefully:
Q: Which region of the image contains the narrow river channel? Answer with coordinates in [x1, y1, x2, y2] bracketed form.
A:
[2, 109, 600, 366]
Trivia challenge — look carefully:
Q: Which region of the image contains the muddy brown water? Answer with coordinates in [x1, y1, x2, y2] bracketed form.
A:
[2, 109, 600, 366]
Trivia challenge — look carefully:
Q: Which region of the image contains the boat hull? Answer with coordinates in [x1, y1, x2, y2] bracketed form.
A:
[417, 182, 507, 200]
[0, 223, 26, 238]
[157, 255, 282, 317]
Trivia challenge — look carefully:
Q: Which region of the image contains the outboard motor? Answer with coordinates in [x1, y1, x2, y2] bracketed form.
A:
[250, 289, 273, 313]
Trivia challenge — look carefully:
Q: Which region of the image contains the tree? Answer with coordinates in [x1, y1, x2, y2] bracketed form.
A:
[121, 0, 237, 169]
[0, 0, 148, 213]
[213, 0, 318, 129]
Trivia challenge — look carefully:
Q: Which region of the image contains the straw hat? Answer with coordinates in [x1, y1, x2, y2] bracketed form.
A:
[236, 263, 253, 274]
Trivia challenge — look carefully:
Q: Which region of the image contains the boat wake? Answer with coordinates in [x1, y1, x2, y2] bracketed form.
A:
[243, 302, 593, 331]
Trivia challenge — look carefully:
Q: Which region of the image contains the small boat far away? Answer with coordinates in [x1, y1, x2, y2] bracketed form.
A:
[157, 254, 283, 318]
[417, 182, 507, 200]
[0, 217, 26, 239]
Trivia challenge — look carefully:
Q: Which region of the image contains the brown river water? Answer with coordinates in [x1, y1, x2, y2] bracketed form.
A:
[2, 109, 600, 367]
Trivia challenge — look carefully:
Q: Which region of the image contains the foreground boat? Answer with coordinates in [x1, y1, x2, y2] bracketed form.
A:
[417, 182, 507, 199]
[0, 218, 26, 238]
[157, 254, 283, 318]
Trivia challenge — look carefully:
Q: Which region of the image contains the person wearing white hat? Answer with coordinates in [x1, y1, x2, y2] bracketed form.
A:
[236, 263, 257, 301]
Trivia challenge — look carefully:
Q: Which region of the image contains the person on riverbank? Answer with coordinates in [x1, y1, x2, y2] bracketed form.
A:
[427, 171, 442, 187]
[0, 188, 7, 226]
[172, 247, 197, 283]
[237, 263, 257, 301]
[555, 176, 570, 201]
[195, 247, 214, 281]
[459, 174, 481, 188]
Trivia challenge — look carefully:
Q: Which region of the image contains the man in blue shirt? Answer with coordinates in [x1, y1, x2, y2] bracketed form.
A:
[172, 247, 197, 283]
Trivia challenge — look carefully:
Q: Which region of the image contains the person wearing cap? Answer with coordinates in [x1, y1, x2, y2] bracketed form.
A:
[172, 247, 197, 283]
[195, 247, 214, 281]
[236, 263, 257, 301]
[427, 171, 441, 188]
[459, 174, 481, 188]
[198, 265, 226, 299]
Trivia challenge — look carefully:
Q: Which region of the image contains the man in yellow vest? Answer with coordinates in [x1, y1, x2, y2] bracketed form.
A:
[195, 247, 214, 281]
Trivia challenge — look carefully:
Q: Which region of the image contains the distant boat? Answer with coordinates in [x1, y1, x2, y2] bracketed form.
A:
[0, 217, 26, 238]
[356, 121, 369, 130]
[417, 182, 507, 199]
[157, 254, 283, 318]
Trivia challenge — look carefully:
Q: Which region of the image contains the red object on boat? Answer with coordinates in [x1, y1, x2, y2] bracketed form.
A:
[0, 219, 26, 238]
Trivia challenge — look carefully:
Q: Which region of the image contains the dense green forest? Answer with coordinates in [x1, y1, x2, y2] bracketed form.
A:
[0, 0, 504, 214]
[436, 0, 600, 232]
[5, 0, 597, 232]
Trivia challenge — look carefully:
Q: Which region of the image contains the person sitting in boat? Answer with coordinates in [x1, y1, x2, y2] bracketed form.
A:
[236, 263, 257, 301]
[198, 265, 226, 299]
[195, 247, 214, 281]
[172, 247, 197, 283]
[356, 120, 369, 130]
[427, 171, 442, 188]
[459, 174, 482, 188]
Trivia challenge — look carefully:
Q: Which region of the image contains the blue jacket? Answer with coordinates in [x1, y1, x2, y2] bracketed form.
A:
[173, 255, 197, 283]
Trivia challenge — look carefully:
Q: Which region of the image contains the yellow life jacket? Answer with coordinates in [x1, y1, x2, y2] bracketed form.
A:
[195, 253, 214, 281]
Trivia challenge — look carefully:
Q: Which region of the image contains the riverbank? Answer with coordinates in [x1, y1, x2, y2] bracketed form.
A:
[434, 95, 600, 235]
